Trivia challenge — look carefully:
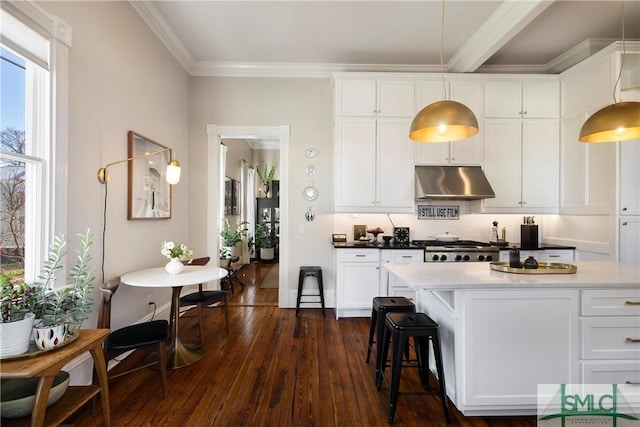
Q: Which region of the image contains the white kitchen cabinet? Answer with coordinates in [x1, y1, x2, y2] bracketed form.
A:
[498, 248, 574, 262]
[334, 117, 414, 213]
[420, 288, 579, 414]
[580, 289, 640, 404]
[619, 217, 640, 264]
[414, 80, 483, 166]
[619, 140, 640, 216]
[483, 119, 559, 211]
[484, 80, 559, 119]
[334, 77, 415, 117]
[381, 249, 424, 301]
[335, 249, 381, 319]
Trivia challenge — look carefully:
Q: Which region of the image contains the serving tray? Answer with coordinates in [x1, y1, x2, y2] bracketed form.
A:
[0, 330, 79, 361]
[490, 262, 577, 274]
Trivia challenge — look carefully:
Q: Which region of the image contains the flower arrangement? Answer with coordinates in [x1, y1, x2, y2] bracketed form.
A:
[161, 241, 193, 261]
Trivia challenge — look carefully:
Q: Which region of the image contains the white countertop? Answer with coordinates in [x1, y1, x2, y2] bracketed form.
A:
[384, 261, 640, 290]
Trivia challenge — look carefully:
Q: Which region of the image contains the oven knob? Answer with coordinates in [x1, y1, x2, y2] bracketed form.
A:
[455, 255, 462, 261]
[432, 254, 439, 261]
[477, 255, 485, 261]
[440, 255, 447, 261]
[486, 255, 493, 261]
[463, 255, 470, 261]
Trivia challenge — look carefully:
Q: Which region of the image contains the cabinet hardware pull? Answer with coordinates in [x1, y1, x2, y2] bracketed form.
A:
[401, 256, 412, 258]
[625, 301, 640, 305]
[356, 254, 366, 257]
[548, 255, 560, 258]
[622, 207, 627, 211]
[625, 381, 640, 385]
[625, 337, 640, 343]
[622, 222, 628, 226]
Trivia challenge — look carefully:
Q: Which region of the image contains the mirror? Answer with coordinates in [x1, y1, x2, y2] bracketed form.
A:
[127, 131, 172, 219]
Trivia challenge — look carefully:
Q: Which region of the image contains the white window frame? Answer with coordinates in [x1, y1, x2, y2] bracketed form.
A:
[1, 2, 70, 284]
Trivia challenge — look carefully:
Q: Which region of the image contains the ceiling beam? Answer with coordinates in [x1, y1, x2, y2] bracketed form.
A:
[447, 0, 554, 73]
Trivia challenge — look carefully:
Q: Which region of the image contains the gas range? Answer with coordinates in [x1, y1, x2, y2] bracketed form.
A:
[411, 240, 499, 262]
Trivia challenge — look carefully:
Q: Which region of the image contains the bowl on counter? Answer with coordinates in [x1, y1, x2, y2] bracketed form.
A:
[0, 371, 70, 418]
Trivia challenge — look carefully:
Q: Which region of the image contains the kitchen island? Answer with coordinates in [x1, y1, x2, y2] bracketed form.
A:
[383, 261, 640, 416]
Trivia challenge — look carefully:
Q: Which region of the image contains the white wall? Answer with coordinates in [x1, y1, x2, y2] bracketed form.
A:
[189, 77, 334, 302]
[41, 1, 190, 328]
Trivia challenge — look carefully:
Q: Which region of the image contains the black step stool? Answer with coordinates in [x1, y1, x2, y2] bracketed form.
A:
[366, 297, 415, 383]
[295, 266, 325, 316]
[377, 312, 450, 425]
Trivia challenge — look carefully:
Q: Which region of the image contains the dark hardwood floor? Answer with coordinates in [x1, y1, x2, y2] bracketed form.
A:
[67, 261, 536, 426]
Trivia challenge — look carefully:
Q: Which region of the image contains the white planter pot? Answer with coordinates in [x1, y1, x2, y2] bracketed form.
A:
[165, 257, 184, 275]
[260, 247, 275, 261]
[0, 313, 35, 357]
[222, 245, 237, 258]
[33, 323, 68, 351]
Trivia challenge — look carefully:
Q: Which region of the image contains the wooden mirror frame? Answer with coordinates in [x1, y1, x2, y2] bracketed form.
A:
[127, 131, 172, 220]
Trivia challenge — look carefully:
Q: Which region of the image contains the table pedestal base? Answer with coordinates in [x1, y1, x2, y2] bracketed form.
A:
[146, 340, 203, 370]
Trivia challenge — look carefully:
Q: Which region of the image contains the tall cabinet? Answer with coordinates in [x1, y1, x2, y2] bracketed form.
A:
[256, 183, 279, 260]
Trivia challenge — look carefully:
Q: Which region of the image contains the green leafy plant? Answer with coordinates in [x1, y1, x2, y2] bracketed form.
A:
[256, 164, 275, 185]
[253, 223, 276, 249]
[35, 230, 96, 327]
[0, 274, 39, 323]
[220, 218, 248, 247]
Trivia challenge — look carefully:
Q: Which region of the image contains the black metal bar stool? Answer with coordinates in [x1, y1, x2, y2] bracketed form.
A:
[295, 266, 325, 316]
[377, 312, 450, 425]
[366, 297, 415, 382]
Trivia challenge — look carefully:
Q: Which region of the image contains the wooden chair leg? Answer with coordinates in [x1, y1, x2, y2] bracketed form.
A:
[197, 302, 206, 344]
[223, 294, 230, 333]
[158, 341, 168, 398]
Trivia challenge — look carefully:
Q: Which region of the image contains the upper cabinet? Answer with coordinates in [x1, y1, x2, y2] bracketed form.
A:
[484, 80, 559, 119]
[414, 79, 484, 166]
[335, 77, 415, 117]
[334, 117, 415, 213]
[619, 140, 640, 216]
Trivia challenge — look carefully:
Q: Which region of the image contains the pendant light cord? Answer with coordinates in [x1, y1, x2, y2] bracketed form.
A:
[612, 0, 626, 104]
[439, 0, 447, 100]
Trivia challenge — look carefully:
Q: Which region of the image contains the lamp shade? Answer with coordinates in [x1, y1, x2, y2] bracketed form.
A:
[410, 100, 479, 143]
[579, 101, 640, 143]
[165, 160, 181, 185]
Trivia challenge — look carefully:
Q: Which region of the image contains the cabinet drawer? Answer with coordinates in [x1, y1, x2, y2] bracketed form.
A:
[338, 250, 380, 262]
[582, 317, 640, 359]
[390, 251, 423, 263]
[582, 361, 640, 385]
[538, 251, 573, 261]
[582, 289, 640, 316]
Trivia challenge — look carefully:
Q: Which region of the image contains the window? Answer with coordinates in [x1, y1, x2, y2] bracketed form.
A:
[0, 3, 70, 285]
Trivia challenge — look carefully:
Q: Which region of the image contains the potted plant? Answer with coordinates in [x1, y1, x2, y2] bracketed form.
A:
[0, 276, 39, 356]
[253, 223, 277, 261]
[220, 219, 248, 257]
[256, 164, 275, 198]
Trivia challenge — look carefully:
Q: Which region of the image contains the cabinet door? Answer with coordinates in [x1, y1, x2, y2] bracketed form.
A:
[335, 79, 377, 116]
[335, 117, 377, 209]
[620, 139, 640, 215]
[337, 262, 380, 309]
[522, 81, 559, 118]
[619, 217, 640, 264]
[377, 80, 415, 117]
[377, 118, 415, 210]
[521, 120, 559, 208]
[449, 80, 483, 165]
[484, 81, 522, 118]
[482, 119, 522, 208]
[463, 290, 579, 406]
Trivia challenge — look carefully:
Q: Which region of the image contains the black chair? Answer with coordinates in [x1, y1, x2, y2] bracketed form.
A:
[179, 257, 230, 343]
[97, 276, 169, 398]
[220, 255, 246, 294]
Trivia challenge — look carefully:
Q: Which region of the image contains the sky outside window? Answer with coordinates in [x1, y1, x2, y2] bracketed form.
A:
[1, 48, 26, 132]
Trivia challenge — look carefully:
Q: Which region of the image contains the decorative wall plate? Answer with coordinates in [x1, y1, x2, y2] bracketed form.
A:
[305, 147, 319, 158]
[303, 186, 318, 201]
[305, 163, 316, 176]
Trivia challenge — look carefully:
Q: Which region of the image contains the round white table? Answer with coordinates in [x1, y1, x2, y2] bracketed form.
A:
[121, 265, 228, 368]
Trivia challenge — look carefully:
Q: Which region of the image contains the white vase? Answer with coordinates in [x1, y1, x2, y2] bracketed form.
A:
[0, 313, 35, 357]
[33, 323, 67, 351]
[165, 257, 184, 274]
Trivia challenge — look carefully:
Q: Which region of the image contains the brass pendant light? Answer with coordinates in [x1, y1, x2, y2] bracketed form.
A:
[579, 0, 640, 143]
[410, 0, 479, 143]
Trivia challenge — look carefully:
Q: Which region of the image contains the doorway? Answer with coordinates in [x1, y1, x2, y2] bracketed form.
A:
[207, 125, 290, 308]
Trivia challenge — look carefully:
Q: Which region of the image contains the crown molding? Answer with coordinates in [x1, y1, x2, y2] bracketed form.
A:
[546, 38, 617, 74]
[129, 0, 194, 73]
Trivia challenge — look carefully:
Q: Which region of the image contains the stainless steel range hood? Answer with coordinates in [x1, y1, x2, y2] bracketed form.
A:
[415, 166, 495, 200]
